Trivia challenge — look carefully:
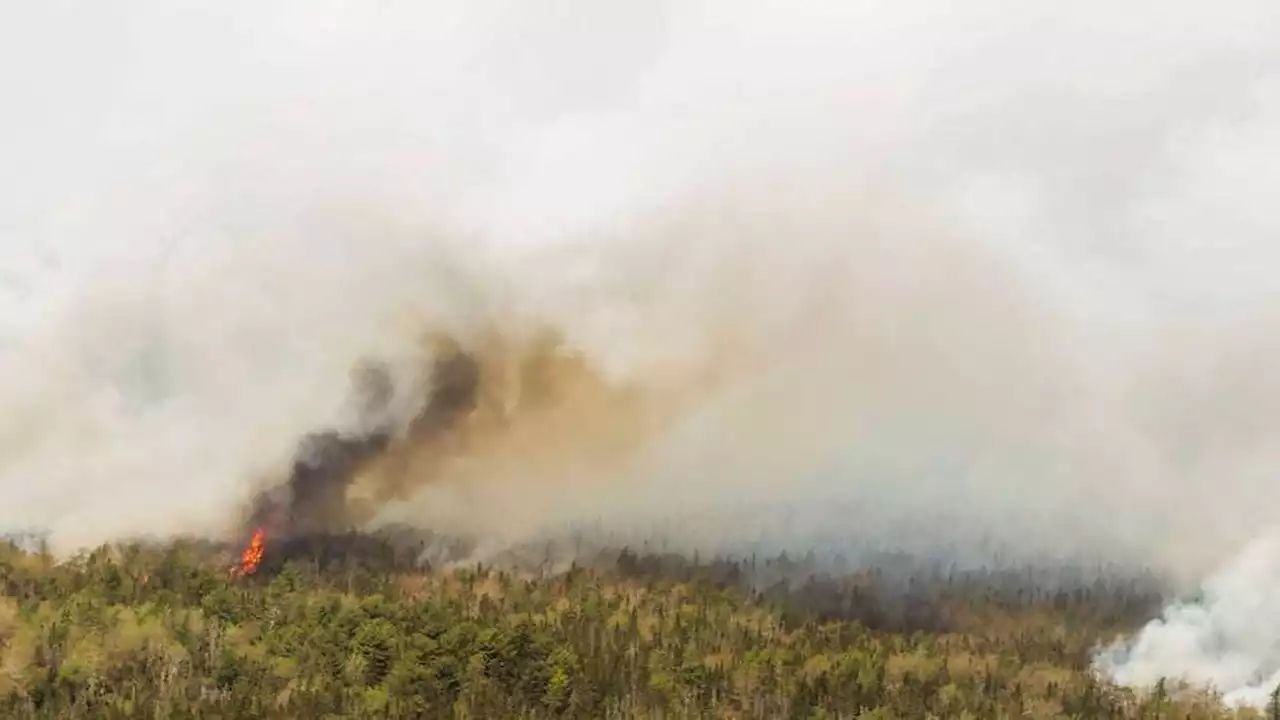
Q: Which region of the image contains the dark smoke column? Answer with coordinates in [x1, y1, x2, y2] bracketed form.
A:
[256, 344, 482, 538]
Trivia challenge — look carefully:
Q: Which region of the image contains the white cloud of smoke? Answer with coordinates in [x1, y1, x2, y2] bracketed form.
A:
[1095, 529, 1280, 708]
[3, 0, 1280, 701]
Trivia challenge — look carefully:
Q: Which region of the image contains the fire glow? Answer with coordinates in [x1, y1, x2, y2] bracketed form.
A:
[232, 528, 266, 577]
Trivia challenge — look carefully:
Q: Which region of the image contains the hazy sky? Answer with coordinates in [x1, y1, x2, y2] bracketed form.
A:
[1, 1, 1279, 582]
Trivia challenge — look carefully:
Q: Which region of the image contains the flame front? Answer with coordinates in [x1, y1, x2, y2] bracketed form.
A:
[233, 528, 267, 577]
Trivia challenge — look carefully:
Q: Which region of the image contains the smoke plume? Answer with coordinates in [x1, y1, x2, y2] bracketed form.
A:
[1094, 530, 1280, 707]
[3, 0, 1280, 700]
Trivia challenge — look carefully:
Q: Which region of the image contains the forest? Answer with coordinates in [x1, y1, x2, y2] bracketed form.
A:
[0, 530, 1266, 719]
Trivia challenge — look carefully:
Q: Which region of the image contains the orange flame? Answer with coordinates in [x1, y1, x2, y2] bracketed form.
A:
[232, 528, 267, 577]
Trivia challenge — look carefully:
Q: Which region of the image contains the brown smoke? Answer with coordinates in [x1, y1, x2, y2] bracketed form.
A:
[247, 325, 718, 540]
[8, 0, 1280, 593]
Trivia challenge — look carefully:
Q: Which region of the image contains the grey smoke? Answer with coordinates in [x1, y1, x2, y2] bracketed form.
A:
[1094, 530, 1280, 707]
[2, 1, 1280, 700]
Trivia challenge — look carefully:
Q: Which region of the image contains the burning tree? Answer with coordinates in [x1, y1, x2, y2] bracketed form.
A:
[231, 528, 267, 577]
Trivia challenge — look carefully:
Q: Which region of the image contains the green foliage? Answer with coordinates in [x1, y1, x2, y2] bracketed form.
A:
[0, 538, 1258, 718]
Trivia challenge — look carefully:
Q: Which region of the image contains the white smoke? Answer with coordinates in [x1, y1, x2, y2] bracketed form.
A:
[1095, 530, 1280, 708]
[3, 1, 1280, 695]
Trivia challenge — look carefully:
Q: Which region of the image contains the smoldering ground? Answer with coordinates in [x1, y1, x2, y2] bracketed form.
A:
[4, 0, 1280, 705]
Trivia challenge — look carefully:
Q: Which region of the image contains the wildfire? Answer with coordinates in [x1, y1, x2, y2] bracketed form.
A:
[232, 528, 267, 577]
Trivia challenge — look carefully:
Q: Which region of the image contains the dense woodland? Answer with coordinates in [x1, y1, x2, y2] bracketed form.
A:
[0, 533, 1268, 719]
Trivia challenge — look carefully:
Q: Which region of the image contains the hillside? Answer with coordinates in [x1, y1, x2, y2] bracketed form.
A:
[0, 537, 1255, 719]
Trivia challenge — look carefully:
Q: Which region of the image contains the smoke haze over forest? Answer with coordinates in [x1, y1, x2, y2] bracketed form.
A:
[2, 0, 1280, 704]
